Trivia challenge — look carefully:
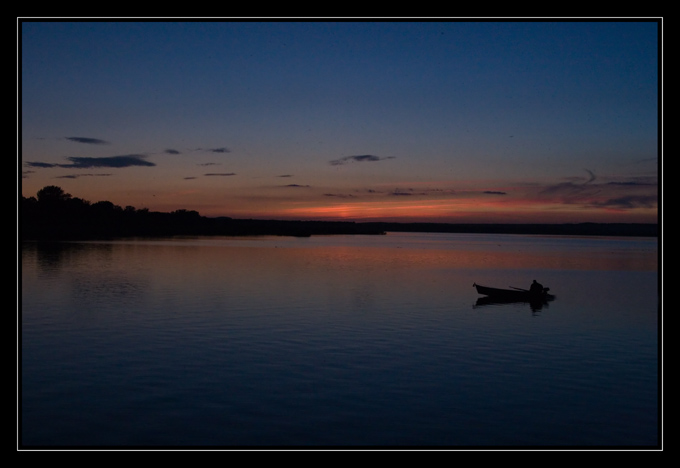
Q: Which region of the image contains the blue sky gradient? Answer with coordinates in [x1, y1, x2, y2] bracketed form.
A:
[20, 20, 660, 223]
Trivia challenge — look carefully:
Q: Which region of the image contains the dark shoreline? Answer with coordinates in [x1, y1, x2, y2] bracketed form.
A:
[361, 221, 658, 238]
[21, 186, 658, 241]
[22, 214, 658, 241]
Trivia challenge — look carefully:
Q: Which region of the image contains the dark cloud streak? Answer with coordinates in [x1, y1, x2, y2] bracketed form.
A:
[66, 137, 109, 145]
[24, 161, 57, 168]
[324, 193, 356, 198]
[329, 155, 395, 166]
[65, 155, 155, 168]
[25, 155, 155, 169]
[55, 173, 112, 179]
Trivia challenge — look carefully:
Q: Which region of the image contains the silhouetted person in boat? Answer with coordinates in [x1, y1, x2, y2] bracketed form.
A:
[529, 280, 544, 295]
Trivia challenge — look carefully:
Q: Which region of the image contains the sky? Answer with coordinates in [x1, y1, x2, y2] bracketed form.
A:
[20, 19, 660, 223]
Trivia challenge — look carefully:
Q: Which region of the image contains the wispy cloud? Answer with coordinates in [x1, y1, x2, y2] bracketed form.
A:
[591, 195, 658, 209]
[584, 169, 596, 184]
[188, 147, 231, 154]
[66, 136, 109, 145]
[24, 161, 56, 168]
[536, 170, 658, 212]
[540, 170, 599, 198]
[540, 171, 656, 198]
[390, 189, 414, 196]
[324, 193, 356, 198]
[164, 149, 181, 154]
[387, 187, 458, 197]
[204, 172, 236, 176]
[329, 155, 395, 166]
[606, 179, 657, 187]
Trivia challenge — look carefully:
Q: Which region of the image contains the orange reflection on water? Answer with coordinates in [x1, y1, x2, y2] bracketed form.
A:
[142, 235, 656, 274]
[22, 235, 657, 328]
[303, 242, 658, 272]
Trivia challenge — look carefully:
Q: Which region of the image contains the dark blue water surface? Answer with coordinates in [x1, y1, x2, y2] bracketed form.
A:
[20, 233, 659, 448]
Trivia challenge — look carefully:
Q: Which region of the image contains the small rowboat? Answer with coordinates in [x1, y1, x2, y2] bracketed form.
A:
[473, 283, 553, 301]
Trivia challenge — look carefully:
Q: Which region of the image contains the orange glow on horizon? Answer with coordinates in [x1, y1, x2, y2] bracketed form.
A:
[264, 196, 656, 224]
[21, 180, 658, 225]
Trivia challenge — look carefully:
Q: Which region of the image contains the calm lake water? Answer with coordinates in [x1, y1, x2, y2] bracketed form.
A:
[20, 232, 659, 448]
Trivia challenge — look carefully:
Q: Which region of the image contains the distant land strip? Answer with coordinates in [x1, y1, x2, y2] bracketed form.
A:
[21, 186, 658, 240]
[359, 222, 658, 238]
[22, 210, 658, 240]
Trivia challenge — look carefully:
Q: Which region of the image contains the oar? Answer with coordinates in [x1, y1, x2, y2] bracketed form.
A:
[510, 286, 529, 292]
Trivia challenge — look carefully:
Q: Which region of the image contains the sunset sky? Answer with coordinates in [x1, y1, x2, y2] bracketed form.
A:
[20, 20, 660, 223]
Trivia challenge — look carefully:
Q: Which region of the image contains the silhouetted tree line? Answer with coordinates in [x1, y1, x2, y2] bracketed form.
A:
[21, 186, 656, 240]
[21, 186, 386, 240]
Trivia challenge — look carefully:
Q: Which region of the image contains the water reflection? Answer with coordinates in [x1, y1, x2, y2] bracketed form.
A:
[23, 241, 110, 275]
[21, 233, 658, 447]
[473, 294, 556, 313]
[22, 241, 149, 317]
